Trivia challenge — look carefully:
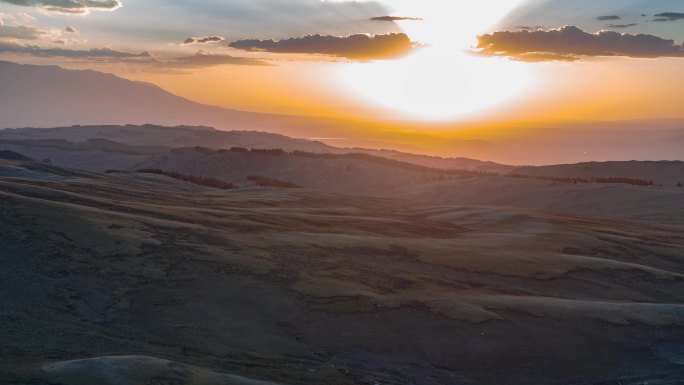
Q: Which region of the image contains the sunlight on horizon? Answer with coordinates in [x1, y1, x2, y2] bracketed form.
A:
[334, 0, 538, 121]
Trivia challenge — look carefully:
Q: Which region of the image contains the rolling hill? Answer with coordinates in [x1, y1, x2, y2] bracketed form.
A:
[1, 128, 682, 224]
[0, 124, 513, 173]
[1, 158, 684, 384]
[512, 161, 684, 187]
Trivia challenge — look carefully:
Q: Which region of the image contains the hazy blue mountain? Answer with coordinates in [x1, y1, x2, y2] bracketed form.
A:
[0, 61, 345, 139]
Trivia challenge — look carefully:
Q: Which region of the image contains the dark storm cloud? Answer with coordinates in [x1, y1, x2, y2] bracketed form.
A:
[229, 33, 415, 60]
[183, 36, 224, 45]
[477, 26, 684, 62]
[0, 0, 121, 13]
[65, 26, 77, 33]
[597, 15, 621, 21]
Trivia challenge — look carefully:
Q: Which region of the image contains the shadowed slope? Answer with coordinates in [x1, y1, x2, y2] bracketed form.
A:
[1, 159, 683, 384]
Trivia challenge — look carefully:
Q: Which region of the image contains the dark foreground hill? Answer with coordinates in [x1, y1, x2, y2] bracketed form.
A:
[1, 159, 684, 384]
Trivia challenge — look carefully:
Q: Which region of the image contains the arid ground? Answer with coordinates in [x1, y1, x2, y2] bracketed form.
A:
[1, 153, 683, 384]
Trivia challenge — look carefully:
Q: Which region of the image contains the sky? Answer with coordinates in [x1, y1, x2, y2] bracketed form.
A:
[1, 0, 684, 124]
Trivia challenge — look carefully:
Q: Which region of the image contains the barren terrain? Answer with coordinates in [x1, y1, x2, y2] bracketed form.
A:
[1, 159, 683, 384]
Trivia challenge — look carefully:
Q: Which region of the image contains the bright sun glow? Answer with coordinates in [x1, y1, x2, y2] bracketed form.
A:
[334, 0, 537, 121]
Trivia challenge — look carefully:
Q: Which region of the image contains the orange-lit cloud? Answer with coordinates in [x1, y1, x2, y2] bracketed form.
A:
[477, 26, 684, 61]
[229, 33, 415, 60]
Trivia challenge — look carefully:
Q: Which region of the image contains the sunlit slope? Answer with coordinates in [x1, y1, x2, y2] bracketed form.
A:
[397, 176, 684, 224]
[511, 161, 684, 187]
[1, 160, 683, 384]
[2, 136, 682, 224]
[1, 135, 682, 224]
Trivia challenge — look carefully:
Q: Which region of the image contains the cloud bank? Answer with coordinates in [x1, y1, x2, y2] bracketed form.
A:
[0, 40, 149, 57]
[165, 51, 267, 68]
[370, 16, 422, 22]
[0, 0, 121, 14]
[0, 40, 267, 69]
[229, 33, 414, 60]
[654, 12, 684, 20]
[477, 26, 684, 61]
[0, 23, 48, 40]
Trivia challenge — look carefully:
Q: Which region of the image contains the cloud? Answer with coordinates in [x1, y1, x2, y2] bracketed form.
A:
[163, 50, 267, 68]
[0, 39, 267, 68]
[516, 26, 546, 31]
[477, 26, 684, 62]
[0, 0, 121, 14]
[370, 16, 422, 22]
[0, 0, 400, 54]
[653, 12, 684, 21]
[183, 35, 224, 45]
[0, 40, 150, 58]
[229, 33, 415, 60]
[508, 52, 579, 62]
[0, 23, 49, 40]
[606, 23, 638, 29]
[64, 26, 77, 33]
[597, 15, 621, 21]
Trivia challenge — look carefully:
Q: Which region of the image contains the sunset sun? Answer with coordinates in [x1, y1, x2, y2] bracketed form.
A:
[334, 0, 535, 120]
[1, 1, 684, 383]
[337, 48, 536, 120]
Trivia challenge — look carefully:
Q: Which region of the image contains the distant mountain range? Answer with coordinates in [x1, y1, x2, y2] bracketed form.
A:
[0, 61, 505, 159]
[0, 124, 512, 174]
[1, 60, 683, 165]
[0, 61, 331, 137]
